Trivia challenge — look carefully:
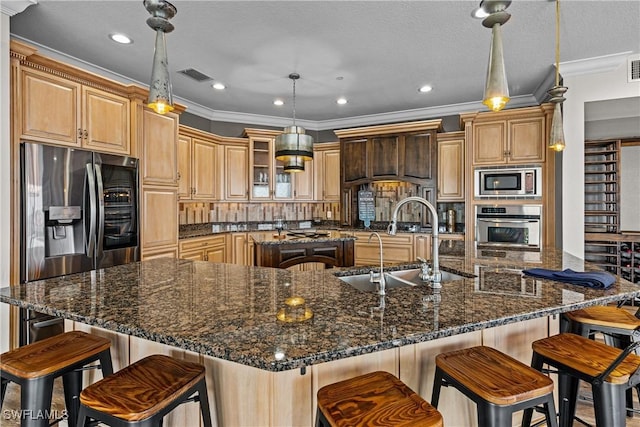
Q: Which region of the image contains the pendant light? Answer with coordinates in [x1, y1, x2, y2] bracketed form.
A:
[144, 0, 177, 115]
[480, 1, 512, 112]
[548, 0, 568, 152]
[275, 73, 314, 173]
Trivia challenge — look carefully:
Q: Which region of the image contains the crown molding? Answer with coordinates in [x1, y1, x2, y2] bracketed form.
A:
[10, 34, 541, 132]
[1, 0, 37, 17]
[559, 52, 632, 78]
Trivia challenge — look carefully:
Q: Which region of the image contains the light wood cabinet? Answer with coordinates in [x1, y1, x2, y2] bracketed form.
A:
[353, 232, 414, 266]
[177, 128, 219, 200]
[314, 143, 340, 201]
[228, 232, 251, 265]
[437, 133, 465, 201]
[246, 129, 295, 201]
[141, 187, 178, 251]
[141, 109, 179, 186]
[179, 235, 227, 262]
[20, 68, 130, 154]
[414, 234, 432, 261]
[141, 247, 178, 260]
[223, 144, 249, 200]
[293, 159, 314, 200]
[472, 117, 545, 165]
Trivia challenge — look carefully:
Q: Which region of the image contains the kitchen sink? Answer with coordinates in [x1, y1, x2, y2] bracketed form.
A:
[387, 268, 466, 283]
[338, 268, 468, 293]
[338, 273, 415, 293]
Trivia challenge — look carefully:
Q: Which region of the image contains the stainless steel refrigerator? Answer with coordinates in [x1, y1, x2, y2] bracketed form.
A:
[20, 142, 140, 344]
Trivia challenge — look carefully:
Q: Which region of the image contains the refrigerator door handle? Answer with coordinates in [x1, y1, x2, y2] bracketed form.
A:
[85, 163, 97, 257]
[95, 163, 105, 259]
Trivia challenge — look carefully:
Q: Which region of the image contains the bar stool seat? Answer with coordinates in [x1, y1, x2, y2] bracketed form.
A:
[529, 333, 640, 427]
[316, 371, 442, 427]
[76, 354, 212, 427]
[563, 305, 640, 344]
[0, 330, 113, 427]
[431, 345, 557, 427]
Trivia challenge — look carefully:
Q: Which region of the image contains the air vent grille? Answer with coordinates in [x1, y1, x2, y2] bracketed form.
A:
[629, 55, 640, 82]
[177, 68, 213, 82]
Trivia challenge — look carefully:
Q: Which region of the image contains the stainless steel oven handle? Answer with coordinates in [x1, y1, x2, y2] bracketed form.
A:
[478, 219, 538, 224]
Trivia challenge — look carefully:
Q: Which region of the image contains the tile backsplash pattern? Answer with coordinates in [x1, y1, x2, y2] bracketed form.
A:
[179, 202, 340, 225]
[370, 181, 422, 222]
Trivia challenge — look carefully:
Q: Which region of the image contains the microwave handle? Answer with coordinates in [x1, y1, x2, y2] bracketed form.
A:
[478, 218, 537, 224]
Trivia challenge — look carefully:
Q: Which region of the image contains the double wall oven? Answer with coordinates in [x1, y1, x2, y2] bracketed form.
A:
[476, 205, 542, 249]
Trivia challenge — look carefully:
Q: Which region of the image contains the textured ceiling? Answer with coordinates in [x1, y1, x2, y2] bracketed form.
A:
[8, 1, 640, 130]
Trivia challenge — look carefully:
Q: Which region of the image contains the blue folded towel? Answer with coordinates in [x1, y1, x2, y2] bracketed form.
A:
[522, 268, 616, 289]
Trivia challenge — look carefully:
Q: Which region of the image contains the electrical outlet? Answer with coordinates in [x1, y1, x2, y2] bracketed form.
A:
[326, 211, 332, 219]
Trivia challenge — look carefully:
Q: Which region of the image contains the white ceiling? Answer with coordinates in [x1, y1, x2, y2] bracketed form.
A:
[7, 0, 640, 131]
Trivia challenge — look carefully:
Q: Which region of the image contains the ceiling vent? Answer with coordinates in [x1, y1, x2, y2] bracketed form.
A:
[177, 68, 213, 82]
[629, 55, 640, 83]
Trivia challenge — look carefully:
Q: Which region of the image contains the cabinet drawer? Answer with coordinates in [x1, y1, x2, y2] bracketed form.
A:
[353, 232, 413, 245]
[179, 235, 227, 251]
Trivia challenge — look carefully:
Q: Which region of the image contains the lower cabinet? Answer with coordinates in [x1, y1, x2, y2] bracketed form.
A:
[228, 232, 252, 265]
[354, 232, 414, 266]
[178, 235, 227, 262]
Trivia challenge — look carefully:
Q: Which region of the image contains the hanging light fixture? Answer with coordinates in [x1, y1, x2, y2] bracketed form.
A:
[480, 0, 512, 112]
[275, 73, 314, 173]
[144, 0, 177, 115]
[548, 0, 568, 151]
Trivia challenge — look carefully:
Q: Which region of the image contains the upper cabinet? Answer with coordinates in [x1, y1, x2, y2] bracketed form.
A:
[223, 143, 249, 201]
[178, 126, 221, 201]
[245, 129, 294, 201]
[19, 68, 130, 155]
[470, 111, 547, 165]
[293, 159, 314, 200]
[141, 109, 179, 186]
[314, 142, 340, 202]
[336, 120, 441, 187]
[437, 132, 465, 201]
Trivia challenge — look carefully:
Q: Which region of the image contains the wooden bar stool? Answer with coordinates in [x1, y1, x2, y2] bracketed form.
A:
[76, 354, 213, 427]
[431, 345, 557, 427]
[316, 371, 442, 427]
[529, 333, 640, 427]
[0, 330, 113, 427]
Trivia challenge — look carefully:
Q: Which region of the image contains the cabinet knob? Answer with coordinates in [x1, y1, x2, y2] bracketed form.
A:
[77, 128, 83, 140]
[84, 129, 88, 139]
[177, 172, 181, 180]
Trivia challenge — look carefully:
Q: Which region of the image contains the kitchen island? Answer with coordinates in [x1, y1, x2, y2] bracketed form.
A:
[1, 244, 638, 426]
[251, 230, 355, 269]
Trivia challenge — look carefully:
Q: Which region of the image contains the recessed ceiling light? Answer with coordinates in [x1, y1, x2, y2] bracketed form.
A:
[336, 97, 348, 105]
[273, 99, 284, 106]
[212, 82, 226, 90]
[418, 85, 433, 93]
[109, 33, 132, 44]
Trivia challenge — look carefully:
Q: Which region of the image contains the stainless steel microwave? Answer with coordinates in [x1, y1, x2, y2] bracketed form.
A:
[475, 167, 542, 198]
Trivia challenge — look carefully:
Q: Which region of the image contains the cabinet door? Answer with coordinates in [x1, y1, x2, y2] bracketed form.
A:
[141, 187, 178, 250]
[192, 138, 218, 200]
[229, 233, 249, 265]
[177, 135, 192, 199]
[438, 139, 464, 201]
[82, 86, 130, 154]
[322, 150, 341, 201]
[179, 250, 206, 261]
[205, 245, 226, 263]
[141, 110, 178, 186]
[371, 136, 399, 178]
[21, 68, 81, 146]
[473, 121, 507, 165]
[224, 145, 249, 200]
[250, 138, 273, 200]
[508, 118, 545, 163]
[342, 139, 368, 183]
[404, 133, 435, 180]
[293, 160, 314, 200]
[414, 234, 432, 261]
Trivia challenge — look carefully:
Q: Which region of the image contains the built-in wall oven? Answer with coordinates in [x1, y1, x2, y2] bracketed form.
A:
[476, 205, 542, 249]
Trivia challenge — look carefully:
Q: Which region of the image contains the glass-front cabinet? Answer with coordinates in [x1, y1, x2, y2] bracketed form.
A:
[247, 131, 293, 201]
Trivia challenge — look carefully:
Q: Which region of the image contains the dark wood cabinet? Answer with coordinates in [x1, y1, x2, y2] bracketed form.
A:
[403, 133, 435, 180]
[371, 136, 399, 178]
[342, 138, 368, 182]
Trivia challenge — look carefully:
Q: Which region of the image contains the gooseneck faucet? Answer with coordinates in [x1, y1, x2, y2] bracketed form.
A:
[368, 232, 386, 295]
[387, 196, 442, 288]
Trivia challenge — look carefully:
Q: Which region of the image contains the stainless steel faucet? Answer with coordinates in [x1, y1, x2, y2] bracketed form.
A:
[368, 232, 386, 295]
[387, 196, 442, 288]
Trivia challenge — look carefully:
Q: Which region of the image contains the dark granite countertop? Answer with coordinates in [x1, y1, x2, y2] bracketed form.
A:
[1, 246, 638, 372]
[250, 230, 356, 245]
